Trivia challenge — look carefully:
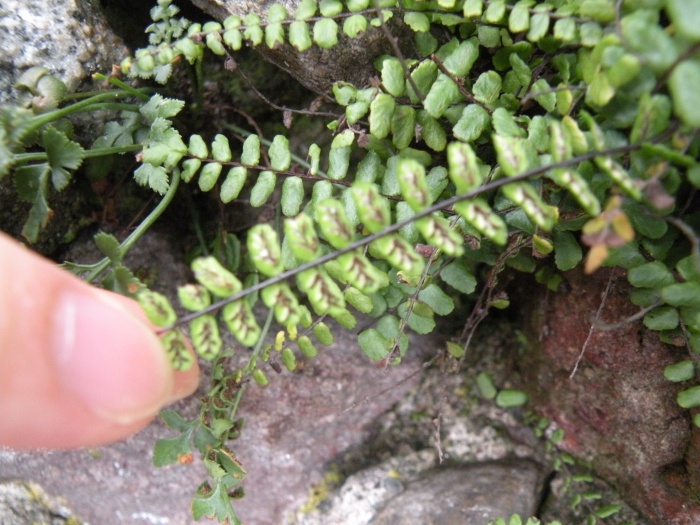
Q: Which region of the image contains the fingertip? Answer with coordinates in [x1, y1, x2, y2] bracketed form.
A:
[51, 288, 173, 424]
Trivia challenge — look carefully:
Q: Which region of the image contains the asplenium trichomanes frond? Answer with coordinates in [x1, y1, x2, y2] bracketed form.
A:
[39, 0, 700, 522]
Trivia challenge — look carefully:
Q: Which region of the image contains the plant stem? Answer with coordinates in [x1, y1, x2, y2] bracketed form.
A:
[159, 142, 643, 333]
[82, 169, 182, 283]
[227, 308, 275, 420]
[223, 123, 330, 178]
[15, 144, 142, 164]
[23, 91, 144, 139]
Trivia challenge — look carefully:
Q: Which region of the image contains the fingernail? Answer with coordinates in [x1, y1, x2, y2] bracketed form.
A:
[51, 290, 172, 424]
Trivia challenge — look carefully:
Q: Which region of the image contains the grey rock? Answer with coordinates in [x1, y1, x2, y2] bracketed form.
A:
[369, 461, 543, 525]
[0, 0, 130, 254]
[0, 0, 128, 105]
[0, 479, 83, 525]
[188, 0, 413, 95]
[292, 451, 544, 525]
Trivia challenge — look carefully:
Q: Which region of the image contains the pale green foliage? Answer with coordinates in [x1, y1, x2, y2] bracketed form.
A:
[2, 0, 700, 523]
[122, 2, 698, 520]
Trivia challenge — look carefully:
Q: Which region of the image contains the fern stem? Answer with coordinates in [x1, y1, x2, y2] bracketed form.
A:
[158, 142, 642, 333]
[22, 91, 145, 140]
[227, 308, 276, 421]
[223, 123, 330, 179]
[81, 170, 182, 283]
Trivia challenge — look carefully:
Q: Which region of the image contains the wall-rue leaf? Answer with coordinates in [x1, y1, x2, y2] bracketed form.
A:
[190, 315, 222, 360]
[198, 162, 222, 192]
[161, 330, 195, 371]
[138, 289, 177, 327]
[496, 389, 529, 407]
[313, 18, 339, 48]
[423, 74, 461, 118]
[289, 21, 312, 51]
[269, 135, 291, 171]
[241, 135, 261, 166]
[249, 170, 277, 207]
[371, 234, 426, 274]
[397, 158, 430, 211]
[358, 328, 390, 361]
[284, 213, 321, 262]
[369, 93, 396, 139]
[501, 182, 558, 231]
[178, 284, 211, 311]
[454, 198, 508, 245]
[418, 283, 455, 316]
[669, 60, 700, 128]
[223, 300, 261, 346]
[192, 256, 242, 297]
[664, 360, 695, 382]
[337, 252, 390, 294]
[153, 431, 193, 467]
[351, 182, 391, 233]
[297, 335, 319, 357]
[440, 260, 477, 294]
[281, 176, 304, 216]
[416, 215, 464, 257]
[220, 166, 247, 203]
[453, 104, 491, 143]
[261, 283, 302, 325]
[316, 198, 355, 248]
[447, 142, 483, 192]
[247, 224, 283, 276]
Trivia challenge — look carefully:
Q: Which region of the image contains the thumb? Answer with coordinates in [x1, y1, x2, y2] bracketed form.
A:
[0, 233, 198, 449]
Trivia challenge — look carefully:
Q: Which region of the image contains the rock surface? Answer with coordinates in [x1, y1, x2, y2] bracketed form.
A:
[297, 456, 544, 525]
[189, 0, 412, 95]
[0, 480, 82, 525]
[0, 0, 128, 105]
[0, 0, 130, 254]
[369, 461, 542, 525]
[517, 268, 700, 524]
